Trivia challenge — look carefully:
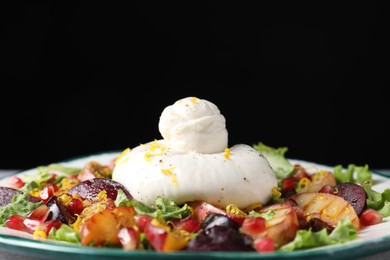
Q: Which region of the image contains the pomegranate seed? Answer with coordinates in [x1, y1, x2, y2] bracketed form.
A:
[360, 208, 383, 226]
[68, 198, 84, 215]
[282, 177, 295, 191]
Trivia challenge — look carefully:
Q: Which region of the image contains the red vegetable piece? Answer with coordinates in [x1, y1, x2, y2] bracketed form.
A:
[360, 208, 383, 226]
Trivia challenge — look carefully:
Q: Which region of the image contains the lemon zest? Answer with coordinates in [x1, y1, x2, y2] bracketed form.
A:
[70, 214, 82, 232]
[98, 190, 107, 200]
[244, 202, 263, 212]
[115, 148, 131, 165]
[272, 187, 282, 198]
[161, 167, 178, 186]
[29, 188, 41, 198]
[297, 177, 311, 192]
[33, 227, 47, 239]
[226, 204, 247, 216]
[224, 148, 231, 159]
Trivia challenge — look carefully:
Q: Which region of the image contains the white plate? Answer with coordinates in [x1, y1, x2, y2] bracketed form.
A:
[1, 151, 390, 260]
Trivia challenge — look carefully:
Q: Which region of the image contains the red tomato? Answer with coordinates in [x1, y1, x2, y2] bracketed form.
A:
[241, 217, 267, 238]
[118, 227, 139, 251]
[254, 237, 275, 252]
[27, 204, 50, 222]
[39, 184, 58, 204]
[143, 221, 167, 252]
[172, 215, 200, 233]
[282, 177, 295, 192]
[8, 176, 25, 189]
[5, 215, 29, 232]
[134, 215, 153, 232]
[45, 220, 62, 234]
[360, 208, 383, 226]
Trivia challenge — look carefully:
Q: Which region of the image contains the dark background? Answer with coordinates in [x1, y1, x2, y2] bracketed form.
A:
[0, 1, 389, 170]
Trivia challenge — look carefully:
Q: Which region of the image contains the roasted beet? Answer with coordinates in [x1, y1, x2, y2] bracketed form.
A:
[0, 186, 22, 206]
[307, 218, 334, 233]
[68, 178, 132, 200]
[186, 225, 254, 251]
[335, 182, 367, 215]
[201, 213, 240, 231]
[46, 196, 76, 224]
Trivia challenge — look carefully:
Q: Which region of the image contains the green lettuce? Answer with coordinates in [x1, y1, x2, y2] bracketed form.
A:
[0, 192, 43, 226]
[364, 182, 390, 217]
[253, 142, 294, 179]
[48, 224, 81, 244]
[333, 164, 372, 184]
[115, 191, 191, 221]
[279, 217, 357, 251]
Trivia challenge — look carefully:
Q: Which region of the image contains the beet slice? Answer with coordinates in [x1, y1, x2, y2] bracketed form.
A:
[335, 182, 367, 215]
[68, 178, 132, 200]
[46, 196, 76, 224]
[0, 186, 23, 206]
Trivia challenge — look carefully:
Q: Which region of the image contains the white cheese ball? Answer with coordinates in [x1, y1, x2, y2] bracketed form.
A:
[112, 96, 277, 209]
[158, 97, 228, 154]
[113, 140, 277, 209]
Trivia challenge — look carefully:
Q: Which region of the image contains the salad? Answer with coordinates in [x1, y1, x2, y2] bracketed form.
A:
[0, 97, 389, 254]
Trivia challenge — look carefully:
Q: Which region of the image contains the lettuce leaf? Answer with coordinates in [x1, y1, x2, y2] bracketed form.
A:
[333, 164, 372, 184]
[364, 183, 390, 217]
[253, 142, 294, 179]
[48, 224, 81, 244]
[0, 192, 43, 226]
[279, 217, 357, 251]
[115, 191, 192, 221]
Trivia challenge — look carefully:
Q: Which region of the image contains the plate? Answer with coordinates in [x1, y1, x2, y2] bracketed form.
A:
[1, 151, 390, 260]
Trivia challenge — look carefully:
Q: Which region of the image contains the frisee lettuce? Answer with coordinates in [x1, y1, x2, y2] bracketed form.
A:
[0, 192, 42, 226]
[333, 164, 372, 184]
[115, 190, 192, 221]
[279, 217, 357, 251]
[252, 142, 294, 179]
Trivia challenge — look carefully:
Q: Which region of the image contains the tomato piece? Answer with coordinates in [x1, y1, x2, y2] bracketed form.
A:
[360, 208, 383, 226]
[241, 217, 267, 238]
[8, 176, 25, 189]
[27, 204, 50, 222]
[5, 215, 29, 232]
[40, 184, 58, 204]
[118, 227, 139, 251]
[171, 215, 200, 233]
[144, 221, 167, 252]
[46, 219, 62, 231]
[135, 215, 153, 232]
[254, 237, 275, 252]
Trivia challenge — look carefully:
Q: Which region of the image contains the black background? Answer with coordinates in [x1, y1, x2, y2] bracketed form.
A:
[1, 1, 389, 170]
